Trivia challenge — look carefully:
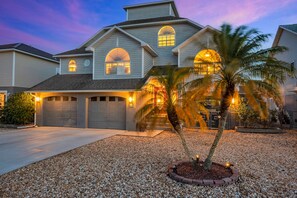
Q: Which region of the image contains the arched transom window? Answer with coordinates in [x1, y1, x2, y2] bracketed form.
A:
[158, 26, 175, 47]
[68, 60, 77, 72]
[105, 48, 131, 75]
[194, 49, 221, 75]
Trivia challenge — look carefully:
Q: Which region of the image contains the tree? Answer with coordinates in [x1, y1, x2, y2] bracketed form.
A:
[1, 93, 35, 125]
[135, 66, 209, 162]
[190, 24, 296, 170]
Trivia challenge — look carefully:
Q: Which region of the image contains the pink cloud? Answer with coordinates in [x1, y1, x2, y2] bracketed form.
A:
[0, 23, 64, 53]
[176, 0, 296, 27]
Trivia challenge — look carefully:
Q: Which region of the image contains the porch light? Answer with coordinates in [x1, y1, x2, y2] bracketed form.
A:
[35, 97, 41, 102]
[129, 96, 133, 103]
[157, 98, 161, 103]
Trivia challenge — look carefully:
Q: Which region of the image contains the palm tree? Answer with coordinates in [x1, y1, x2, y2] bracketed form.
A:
[189, 24, 296, 170]
[135, 66, 209, 161]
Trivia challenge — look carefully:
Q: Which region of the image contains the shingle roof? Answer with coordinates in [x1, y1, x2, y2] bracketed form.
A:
[55, 47, 92, 56]
[105, 16, 186, 28]
[29, 74, 145, 91]
[0, 43, 58, 62]
[280, 24, 297, 34]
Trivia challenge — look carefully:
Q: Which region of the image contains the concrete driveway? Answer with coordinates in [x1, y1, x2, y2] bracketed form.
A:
[0, 127, 126, 175]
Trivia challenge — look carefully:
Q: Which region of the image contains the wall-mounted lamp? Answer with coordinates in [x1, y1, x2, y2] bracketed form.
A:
[35, 97, 41, 102]
[128, 93, 134, 108]
[231, 98, 235, 104]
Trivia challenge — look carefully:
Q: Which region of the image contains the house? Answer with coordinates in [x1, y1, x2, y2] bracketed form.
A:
[29, 0, 221, 130]
[273, 24, 297, 128]
[0, 43, 59, 109]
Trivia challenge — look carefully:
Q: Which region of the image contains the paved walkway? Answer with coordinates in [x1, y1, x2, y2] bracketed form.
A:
[0, 127, 126, 175]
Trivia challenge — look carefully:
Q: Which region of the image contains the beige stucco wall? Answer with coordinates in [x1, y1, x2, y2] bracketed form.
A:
[15, 52, 58, 88]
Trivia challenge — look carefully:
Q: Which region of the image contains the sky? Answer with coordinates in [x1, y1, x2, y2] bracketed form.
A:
[0, 0, 296, 54]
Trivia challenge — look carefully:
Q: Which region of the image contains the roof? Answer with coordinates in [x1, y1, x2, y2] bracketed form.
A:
[105, 16, 186, 28]
[273, 24, 297, 47]
[29, 74, 146, 92]
[55, 47, 92, 57]
[280, 24, 297, 34]
[123, 0, 179, 17]
[86, 26, 158, 57]
[172, 25, 218, 53]
[0, 43, 58, 62]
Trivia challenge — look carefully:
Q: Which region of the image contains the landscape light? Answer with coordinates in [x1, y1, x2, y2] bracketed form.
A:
[196, 154, 200, 163]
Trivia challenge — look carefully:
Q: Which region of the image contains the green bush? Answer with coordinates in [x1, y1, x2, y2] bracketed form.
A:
[1, 93, 35, 125]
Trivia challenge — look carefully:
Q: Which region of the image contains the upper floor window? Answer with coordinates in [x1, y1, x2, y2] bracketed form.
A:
[105, 48, 130, 75]
[158, 26, 175, 47]
[194, 49, 221, 75]
[68, 60, 77, 72]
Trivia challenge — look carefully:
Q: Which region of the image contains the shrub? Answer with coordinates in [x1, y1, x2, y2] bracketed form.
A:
[1, 93, 35, 125]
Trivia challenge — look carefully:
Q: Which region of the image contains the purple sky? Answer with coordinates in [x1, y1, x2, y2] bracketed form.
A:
[0, 0, 296, 54]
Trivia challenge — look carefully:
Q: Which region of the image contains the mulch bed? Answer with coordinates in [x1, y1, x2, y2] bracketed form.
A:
[176, 161, 232, 180]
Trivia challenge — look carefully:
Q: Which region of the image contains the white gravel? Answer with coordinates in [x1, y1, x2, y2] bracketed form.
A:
[0, 129, 296, 197]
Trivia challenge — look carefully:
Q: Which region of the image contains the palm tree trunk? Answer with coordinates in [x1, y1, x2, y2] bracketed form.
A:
[203, 109, 228, 170]
[204, 85, 234, 170]
[167, 105, 193, 161]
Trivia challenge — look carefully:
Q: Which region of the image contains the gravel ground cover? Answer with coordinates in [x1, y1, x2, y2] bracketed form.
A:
[0, 129, 296, 197]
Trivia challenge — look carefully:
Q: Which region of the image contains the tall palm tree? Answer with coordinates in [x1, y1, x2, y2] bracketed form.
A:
[135, 66, 209, 161]
[189, 24, 296, 170]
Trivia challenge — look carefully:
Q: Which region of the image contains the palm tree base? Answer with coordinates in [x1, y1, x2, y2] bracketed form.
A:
[168, 161, 239, 186]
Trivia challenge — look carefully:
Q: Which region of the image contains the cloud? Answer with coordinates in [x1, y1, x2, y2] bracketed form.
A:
[0, 23, 64, 53]
[176, 0, 296, 27]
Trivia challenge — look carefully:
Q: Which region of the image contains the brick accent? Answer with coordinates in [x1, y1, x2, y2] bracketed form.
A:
[168, 161, 239, 187]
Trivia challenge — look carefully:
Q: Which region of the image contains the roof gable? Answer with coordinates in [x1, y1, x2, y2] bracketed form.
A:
[172, 25, 218, 53]
[86, 26, 158, 57]
[273, 24, 297, 47]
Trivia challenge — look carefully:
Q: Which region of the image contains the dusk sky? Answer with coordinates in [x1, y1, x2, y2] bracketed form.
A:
[0, 0, 296, 54]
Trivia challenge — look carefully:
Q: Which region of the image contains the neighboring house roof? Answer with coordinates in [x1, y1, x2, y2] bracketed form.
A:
[0, 43, 58, 63]
[172, 25, 218, 54]
[273, 24, 297, 47]
[55, 47, 92, 57]
[86, 26, 158, 57]
[123, 0, 179, 17]
[29, 74, 145, 92]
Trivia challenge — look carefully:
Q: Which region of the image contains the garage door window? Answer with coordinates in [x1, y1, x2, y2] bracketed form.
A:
[109, 97, 116, 101]
[71, 97, 77, 101]
[55, 96, 61, 101]
[91, 97, 97, 101]
[100, 97, 106, 101]
[63, 96, 69, 101]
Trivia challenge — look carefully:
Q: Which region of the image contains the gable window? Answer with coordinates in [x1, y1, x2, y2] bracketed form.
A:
[68, 60, 77, 72]
[105, 48, 130, 75]
[194, 49, 221, 75]
[158, 26, 175, 47]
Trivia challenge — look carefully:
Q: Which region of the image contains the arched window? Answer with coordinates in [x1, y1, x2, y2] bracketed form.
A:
[158, 26, 175, 47]
[68, 60, 77, 72]
[105, 48, 130, 75]
[194, 49, 221, 75]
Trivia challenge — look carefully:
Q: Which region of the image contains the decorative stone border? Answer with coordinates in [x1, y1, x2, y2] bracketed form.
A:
[236, 127, 284, 134]
[167, 161, 239, 186]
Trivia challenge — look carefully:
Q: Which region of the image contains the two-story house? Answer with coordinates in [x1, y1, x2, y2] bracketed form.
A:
[0, 43, 59, 109]
[273, 24, 297, 128]
[29, 0, 220, 130]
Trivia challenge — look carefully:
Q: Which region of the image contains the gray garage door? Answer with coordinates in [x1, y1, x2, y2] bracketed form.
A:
[88, 96, 126, 129]
[43, 96, 77, 127]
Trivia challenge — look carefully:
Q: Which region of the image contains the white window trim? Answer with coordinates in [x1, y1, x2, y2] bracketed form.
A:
[12, 51, 15, 86]
[142, 48, 144, 77]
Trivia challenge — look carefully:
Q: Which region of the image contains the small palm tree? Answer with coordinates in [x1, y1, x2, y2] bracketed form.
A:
[135, 66, 209, 161]
[190, 24, 296, 170]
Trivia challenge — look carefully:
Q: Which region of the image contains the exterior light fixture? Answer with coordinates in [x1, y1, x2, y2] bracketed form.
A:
[128, 93, 134, 108]
[195, 154, 200, 163]
[225, 162, 233, 169]
[35, 97, 41, 102]
[231, 98, 235, 104]
[157, 98, 161, 103]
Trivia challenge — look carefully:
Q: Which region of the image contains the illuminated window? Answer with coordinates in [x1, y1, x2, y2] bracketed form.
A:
[158, 26, 175, 47]
[105, 48, 130, 75]
[68, 60, 77, 72]
[194, 49, 221, 75]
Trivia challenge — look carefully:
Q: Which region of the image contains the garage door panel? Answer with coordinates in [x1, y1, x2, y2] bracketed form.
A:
[88, 96, 126, 129]
[43, 96, 77, 127]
